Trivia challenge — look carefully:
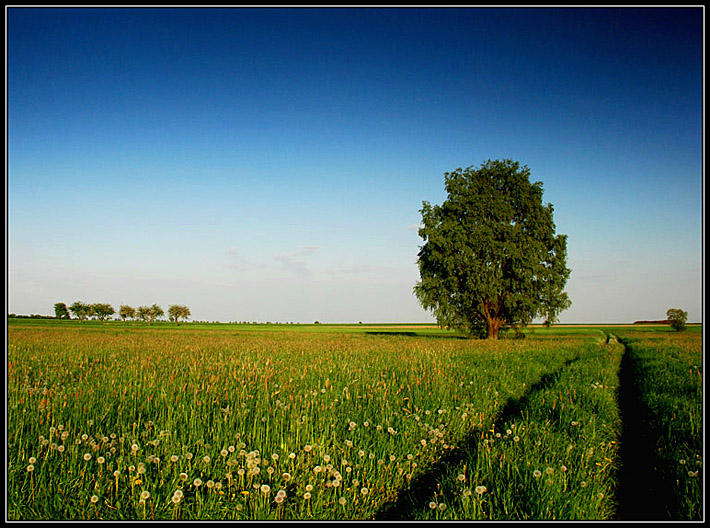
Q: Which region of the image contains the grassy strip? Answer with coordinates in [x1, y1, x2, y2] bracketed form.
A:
[402, 333, 624, 520]
[615, 329, 703, 520]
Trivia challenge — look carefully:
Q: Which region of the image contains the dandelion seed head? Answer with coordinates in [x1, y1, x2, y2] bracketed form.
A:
[140, 491, 150, 501]
[90, 495, 99, 504]
[476, 485, 487, 495]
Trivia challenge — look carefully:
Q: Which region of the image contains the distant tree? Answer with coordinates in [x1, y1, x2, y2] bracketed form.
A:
[666, 308, 688, 332]
[136, 306, 151, 325]
[151, 304, 164, 322]
[69, 301, 91, 321]
[54, 302, 71, 320]
[167, 304, 191, 326]
[137, 304, 164, 326]
[414, 159, 571, 339]
[119, 305, 136, 322]
[91, 303, 115, 322]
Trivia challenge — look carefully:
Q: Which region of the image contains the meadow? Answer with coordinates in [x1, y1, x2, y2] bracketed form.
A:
[6, 320, 703, 521]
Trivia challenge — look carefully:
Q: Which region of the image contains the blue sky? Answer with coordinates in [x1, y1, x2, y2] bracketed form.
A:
[7, 7, 703, 323]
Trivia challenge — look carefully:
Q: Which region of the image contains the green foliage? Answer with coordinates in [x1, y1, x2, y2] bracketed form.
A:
[119, 305, 136, 322]
[137, 304, 164, 325]
[91, 303, 115, 322]
[168, 305, 191, 326]
[666, 308, 688, 332]
[54, 302, 71, 320]
[69, 301, 91, 321]
[414, 159, 571, 339]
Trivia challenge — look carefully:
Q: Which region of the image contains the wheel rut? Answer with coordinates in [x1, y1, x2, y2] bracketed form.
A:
[614, 336, 670, 520]
[374, 357, 579, 520]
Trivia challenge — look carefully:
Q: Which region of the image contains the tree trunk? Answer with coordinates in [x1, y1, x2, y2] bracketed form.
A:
[487, 317, 504, 339]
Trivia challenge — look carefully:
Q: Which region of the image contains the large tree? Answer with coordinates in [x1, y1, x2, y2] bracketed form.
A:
[414, 159, 571, 339]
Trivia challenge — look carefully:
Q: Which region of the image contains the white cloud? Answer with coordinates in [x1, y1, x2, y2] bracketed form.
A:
[224, 247, 248, 270]
[274, 246, 320, 278]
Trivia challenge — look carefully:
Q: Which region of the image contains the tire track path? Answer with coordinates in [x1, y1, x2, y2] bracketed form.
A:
[614, 336, 669, 520]
[374, 357, 579, 520]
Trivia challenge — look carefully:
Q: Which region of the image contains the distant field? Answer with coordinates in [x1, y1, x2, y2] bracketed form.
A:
[6, 319, 702, 520]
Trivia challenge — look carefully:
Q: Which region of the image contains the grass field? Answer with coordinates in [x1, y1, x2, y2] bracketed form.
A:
[5, 319, 703, 520]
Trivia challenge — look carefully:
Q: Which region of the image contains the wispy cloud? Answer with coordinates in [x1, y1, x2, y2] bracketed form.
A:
[406, 223, 423, 231]
[274, 246, 320, 277]
[224, 247, 248, 271]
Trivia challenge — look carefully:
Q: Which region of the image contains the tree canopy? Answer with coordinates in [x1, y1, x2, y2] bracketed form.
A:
[137, 304, 164, 326]
[54, 302, 71, 319]
[168, 304, 191, 326]
[414, 159, 571, 339]
[666, 308, 688, 332]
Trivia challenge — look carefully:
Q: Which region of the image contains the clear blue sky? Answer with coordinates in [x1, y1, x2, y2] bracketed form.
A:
[7, 7, 703, 323]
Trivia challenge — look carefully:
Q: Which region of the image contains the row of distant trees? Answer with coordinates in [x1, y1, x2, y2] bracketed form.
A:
[53, 302, 191, 326]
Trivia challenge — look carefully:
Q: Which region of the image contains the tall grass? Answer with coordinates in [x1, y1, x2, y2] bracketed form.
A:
[8, 323, 580, 520]
[616, 329, 703, 520]
[6, 322, 702, 520]
[400, 333, 624, 520]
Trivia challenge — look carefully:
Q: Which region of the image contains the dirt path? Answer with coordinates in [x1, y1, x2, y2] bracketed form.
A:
[614, 336, 670, 520]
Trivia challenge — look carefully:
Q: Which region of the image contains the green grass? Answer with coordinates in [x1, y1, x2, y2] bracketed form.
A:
[615, 329, 703, 520]
[6, 319, 703, 520]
